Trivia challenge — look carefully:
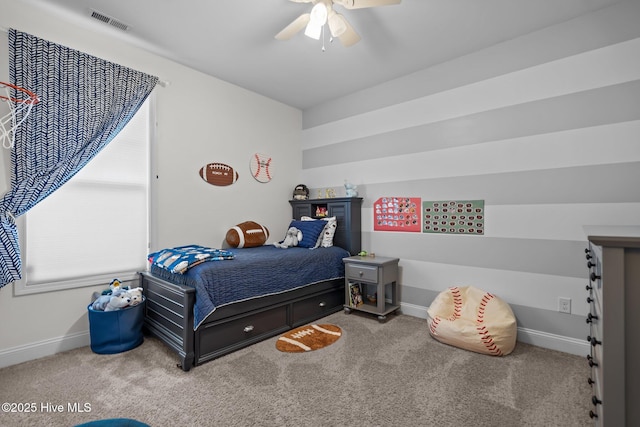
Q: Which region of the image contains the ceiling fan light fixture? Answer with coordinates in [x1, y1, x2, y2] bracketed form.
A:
[309, 2, 328, 25]
[277, 0, 400, 47]
[304, 2, 328, 40]
[328, 12, 347, 37]
[304, 23, 322, 40]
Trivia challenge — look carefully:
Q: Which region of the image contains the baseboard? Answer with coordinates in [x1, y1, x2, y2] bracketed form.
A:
[399, 302, 589, 357]
[515, 327, 589, 356]
[0, 330, 90, 369]
[0, 302, 590, 368]
[399, 301, 428, 319]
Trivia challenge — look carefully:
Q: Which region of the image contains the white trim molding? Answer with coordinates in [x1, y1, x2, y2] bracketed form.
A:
[0, 331, 89, 369]
[399, 302, 589, 357]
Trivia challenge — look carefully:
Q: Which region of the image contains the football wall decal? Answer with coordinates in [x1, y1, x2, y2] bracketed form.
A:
[199, 163, 239, 186]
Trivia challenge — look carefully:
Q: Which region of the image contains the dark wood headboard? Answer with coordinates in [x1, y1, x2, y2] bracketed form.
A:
[289, 197, 362, 255]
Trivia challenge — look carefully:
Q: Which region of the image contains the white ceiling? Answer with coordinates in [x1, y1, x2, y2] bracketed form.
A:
[31, 0, 623, 110]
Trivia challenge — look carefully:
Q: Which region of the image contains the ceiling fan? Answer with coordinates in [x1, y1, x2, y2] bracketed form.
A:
[275, 0, 401, 47]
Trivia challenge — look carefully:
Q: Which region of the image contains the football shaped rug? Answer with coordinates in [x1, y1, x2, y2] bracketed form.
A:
[276, 324, 342, 353]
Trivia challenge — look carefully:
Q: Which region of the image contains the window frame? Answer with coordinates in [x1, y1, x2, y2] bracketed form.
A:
[13, 95, 154, 295]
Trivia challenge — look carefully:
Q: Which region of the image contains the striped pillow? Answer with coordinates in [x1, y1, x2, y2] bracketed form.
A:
[301, 216, 337, 248]
[288, 219, 327, 249]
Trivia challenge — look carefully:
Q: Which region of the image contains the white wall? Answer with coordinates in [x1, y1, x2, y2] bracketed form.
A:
[300, 0, 640, 355]
[0, 0, 301, 367]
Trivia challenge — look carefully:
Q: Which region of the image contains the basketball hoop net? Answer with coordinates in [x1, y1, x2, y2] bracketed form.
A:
[0, 81, 39, 149]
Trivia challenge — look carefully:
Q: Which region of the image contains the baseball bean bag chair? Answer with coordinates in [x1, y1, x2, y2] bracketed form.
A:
[427, 286, 517, 356]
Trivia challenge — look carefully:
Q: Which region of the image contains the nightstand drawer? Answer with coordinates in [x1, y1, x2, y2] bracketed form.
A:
[345, 263, 378, 282]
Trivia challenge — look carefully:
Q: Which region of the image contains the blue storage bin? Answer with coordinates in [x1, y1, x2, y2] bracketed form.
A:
[87, 297, 145, 354]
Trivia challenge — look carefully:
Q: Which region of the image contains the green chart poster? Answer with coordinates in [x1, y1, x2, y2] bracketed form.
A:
[422, 200, 484, 235]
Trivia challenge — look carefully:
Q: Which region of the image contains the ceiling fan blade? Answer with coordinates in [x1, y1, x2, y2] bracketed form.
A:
[275, 13, 311, 40]
[334, 0, 401, 9]
[337, 17, 360, 47]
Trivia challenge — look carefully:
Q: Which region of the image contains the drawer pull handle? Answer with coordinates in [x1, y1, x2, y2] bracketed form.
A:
[585, 284, 592, 291]
[591, 396, 602, 406]
[587, 378, 594, 386]
[243, 325, 254, 333]
[590, 272, 601, 281]
[586, 313, 598, 323]
[586, 297, 594, 304]
[589, 410, 598, 419]
[587, 261, 596, 269]
[587, 355, 598, 367]
[318, 301, 326, 307]
[587, 335, 602, 346]
[358, 270, 363, 276]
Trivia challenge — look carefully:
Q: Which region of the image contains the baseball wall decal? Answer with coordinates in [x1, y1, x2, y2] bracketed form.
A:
[199, 163, 239, 186]
[250, 153, 272, 183]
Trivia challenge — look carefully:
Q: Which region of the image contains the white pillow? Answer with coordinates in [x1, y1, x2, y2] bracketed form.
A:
[301, 216, 337, 248]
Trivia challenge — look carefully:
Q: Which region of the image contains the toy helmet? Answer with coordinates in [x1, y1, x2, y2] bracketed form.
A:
[292, 184, 309, 200]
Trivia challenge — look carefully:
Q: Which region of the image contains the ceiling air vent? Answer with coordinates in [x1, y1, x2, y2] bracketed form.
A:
[89, 10, 130, 32]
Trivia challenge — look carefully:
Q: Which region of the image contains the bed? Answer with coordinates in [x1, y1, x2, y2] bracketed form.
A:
[139, 198, 362, 371]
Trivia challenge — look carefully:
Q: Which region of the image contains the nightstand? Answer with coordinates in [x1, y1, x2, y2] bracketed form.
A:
[343, 255, 400, 322]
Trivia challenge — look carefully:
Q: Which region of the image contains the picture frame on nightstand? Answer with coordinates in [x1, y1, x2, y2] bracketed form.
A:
[349, 282, 363, 307]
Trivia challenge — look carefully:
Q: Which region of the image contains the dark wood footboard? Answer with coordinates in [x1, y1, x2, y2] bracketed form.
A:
[139, 272, 196, 371]
[139, 271, 345, 371]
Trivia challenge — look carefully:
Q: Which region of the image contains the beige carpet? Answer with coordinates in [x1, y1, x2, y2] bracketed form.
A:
[0, 311, 592, 426]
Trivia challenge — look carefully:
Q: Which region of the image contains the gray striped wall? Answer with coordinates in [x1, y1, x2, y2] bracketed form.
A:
[300, 0, 640, 355]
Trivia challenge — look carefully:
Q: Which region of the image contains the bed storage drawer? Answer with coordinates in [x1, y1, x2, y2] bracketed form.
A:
[197, 305, 289, 361]
[291, 288, 343, 326]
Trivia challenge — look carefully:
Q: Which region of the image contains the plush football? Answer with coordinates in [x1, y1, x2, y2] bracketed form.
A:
[276, 324, 342, 353]
[225, 221, 270, 248]
[199, 163, 239, 186]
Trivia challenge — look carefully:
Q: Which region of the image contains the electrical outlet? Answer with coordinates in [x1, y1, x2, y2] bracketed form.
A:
[558, 297, 571, 314]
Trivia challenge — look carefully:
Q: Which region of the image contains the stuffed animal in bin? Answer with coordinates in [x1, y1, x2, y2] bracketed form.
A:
[109, 278, 123, 292]
[273, 227, 302, 249]
[127, 287, 144, 306]
[91, 289, 131, 312]
[104, 291, 131, 311]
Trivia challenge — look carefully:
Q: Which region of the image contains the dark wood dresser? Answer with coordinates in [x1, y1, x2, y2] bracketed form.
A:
[584, 226, 640, 426]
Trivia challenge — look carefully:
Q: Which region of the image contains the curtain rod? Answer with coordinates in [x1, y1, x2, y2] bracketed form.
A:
[1, 26, 169, 87]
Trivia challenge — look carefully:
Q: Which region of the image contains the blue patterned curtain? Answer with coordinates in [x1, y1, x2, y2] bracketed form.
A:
[0, 29, 158, 288]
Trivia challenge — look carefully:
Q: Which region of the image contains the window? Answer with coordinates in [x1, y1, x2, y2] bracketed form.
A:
[14, 98, 152, 295]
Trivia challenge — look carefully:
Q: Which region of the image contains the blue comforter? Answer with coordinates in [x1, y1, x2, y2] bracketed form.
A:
[149, 245, 350, 329]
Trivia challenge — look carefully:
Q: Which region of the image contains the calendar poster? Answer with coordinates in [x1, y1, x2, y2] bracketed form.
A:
[373, 197, 421, 232]
[422, 200, 484, 235]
